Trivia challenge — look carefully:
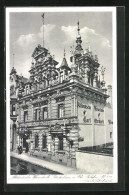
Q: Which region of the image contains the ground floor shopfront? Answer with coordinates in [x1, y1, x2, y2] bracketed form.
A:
[15, 117, 113, 168]
[16, 119, 79, 167]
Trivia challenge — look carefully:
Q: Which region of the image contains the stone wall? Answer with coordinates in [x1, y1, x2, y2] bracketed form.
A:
[76, 150, 113, 174]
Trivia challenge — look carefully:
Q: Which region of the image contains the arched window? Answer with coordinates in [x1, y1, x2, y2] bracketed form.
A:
[42, 133, 47, 149]
[35, 133, 39, 148]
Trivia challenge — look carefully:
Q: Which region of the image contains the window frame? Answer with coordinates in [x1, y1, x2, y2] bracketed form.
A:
[43, 107, 48, 120]
[58, 104, 64, 118]
[58, 136, 63, 150]
[35, 108, 41, 121]
[35, 133, 39, 148]
[24, 110, 28, 122]
[12, 104, 16, 115]
[42, 134, 47, 149]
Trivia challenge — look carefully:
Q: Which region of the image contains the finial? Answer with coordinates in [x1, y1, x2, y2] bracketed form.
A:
[100, 65, 106, 81]
[77, 20, 80, 35]
[88, 43, 91, 52]
[41, 13, 44, 19]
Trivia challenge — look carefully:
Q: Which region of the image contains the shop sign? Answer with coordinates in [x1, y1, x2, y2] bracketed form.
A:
[108, 120, 113, 124]
[78, 102, 91, 109]
[94, 106, 104, 112]
[94, 119, 104, 124]
[83, 117, 91, 123]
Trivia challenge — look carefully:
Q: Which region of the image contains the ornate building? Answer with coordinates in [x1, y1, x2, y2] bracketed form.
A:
[12, 21, 113, 167]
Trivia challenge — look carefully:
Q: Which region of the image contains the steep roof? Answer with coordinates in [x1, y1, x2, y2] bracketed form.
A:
[60, 57, 71, 71]
[31, 44, 48, 58]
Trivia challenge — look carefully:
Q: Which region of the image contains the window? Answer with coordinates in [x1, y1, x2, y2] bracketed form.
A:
[110, 132, 112, 138]
[12, 104, 16, 115]
[35, 134, 39, 148]
[60, 74, 63, 83]
[24, 111, 28, 122]
[42, 134, 47, 149]
[43, 107, 48, 120]
[88, 74, 90, 84]
[47, 80, 49, 86]
[23, 137, 27, 148]
[35, 109, 40, 121]
[91, 76, 93, 86]
[26, 88, 29, 94]
[58, 104, 64, 118]
[58, 136, 63, 150]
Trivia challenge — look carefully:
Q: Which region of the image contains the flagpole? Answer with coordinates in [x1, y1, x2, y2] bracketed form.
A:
[42, 13, 45, 48]
[13, 53, 15, 67]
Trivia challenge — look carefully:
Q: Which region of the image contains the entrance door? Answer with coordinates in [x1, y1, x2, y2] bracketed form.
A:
[12, 124, 16, 151]
[58, 136, 63, 150]
[23, 137, 28, 152]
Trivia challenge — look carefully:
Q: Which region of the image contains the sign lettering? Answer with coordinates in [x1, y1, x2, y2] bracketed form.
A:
[78, 102, 91, 109]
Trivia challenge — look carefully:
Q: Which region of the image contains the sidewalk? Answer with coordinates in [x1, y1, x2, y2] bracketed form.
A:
[10, 151, 87, 174]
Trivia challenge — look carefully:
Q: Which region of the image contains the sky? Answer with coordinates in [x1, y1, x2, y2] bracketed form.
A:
[9, 11, 113, 85]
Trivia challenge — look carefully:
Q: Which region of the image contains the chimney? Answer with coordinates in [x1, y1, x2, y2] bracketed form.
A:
[107, 85, 112, 106]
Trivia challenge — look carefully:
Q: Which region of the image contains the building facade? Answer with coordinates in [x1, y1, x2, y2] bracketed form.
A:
[10, 67, 28, 151]
[11, 22, 113, 167]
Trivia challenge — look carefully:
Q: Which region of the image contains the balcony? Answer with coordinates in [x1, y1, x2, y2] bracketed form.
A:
[19, 116, 79, 128]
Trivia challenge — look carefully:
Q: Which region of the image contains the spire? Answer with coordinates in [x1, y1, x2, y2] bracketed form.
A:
[60, 49, 70, 70]
[74, 20, 83, 57]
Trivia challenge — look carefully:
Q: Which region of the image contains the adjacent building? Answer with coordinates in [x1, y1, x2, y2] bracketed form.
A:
[10, 67, 28, 150]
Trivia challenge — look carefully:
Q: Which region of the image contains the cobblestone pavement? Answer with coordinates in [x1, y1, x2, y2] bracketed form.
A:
[10, 151, 88, 174]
